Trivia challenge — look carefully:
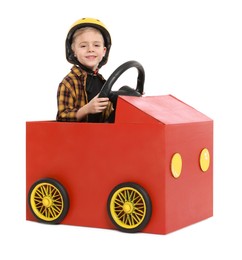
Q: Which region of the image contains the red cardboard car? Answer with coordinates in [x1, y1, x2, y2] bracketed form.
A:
[26, 61, 213, 234]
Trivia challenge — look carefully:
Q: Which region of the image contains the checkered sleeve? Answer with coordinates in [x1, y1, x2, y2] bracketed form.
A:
[56, 82, 78, 121]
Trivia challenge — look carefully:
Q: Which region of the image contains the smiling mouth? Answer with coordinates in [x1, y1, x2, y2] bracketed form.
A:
[86, 55, 96, 59]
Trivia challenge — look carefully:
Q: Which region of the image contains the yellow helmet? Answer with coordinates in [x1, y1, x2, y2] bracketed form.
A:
[65, 17, 112, 68]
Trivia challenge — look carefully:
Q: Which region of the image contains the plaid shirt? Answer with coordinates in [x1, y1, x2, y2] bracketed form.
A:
[56, 65, 113, 122]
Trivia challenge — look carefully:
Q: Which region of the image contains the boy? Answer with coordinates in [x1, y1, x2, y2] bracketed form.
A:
[56, 18, 113, 122]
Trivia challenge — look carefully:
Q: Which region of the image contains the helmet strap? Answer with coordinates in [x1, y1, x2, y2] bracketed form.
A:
[74, 59, 99, 75]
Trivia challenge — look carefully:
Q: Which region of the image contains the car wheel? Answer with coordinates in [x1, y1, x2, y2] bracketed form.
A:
[28, 178, 69, 224]
[107, 182, 152, 233]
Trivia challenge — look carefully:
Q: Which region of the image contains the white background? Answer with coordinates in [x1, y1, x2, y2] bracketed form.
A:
[1, 0, 242, 259]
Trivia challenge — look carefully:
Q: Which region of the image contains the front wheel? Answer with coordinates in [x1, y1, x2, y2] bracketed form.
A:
[107, 182, 152, 233]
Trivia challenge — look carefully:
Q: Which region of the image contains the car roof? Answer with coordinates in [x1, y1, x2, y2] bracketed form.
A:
[117, 95, 212, 124]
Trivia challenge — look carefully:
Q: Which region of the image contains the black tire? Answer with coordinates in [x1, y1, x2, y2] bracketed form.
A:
[28, 178, 69, 224]
[107, 182, 152, 233]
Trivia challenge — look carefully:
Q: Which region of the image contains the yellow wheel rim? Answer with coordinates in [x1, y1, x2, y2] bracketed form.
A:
[30, 182, 64, 222]
[110, 187, 146, 229]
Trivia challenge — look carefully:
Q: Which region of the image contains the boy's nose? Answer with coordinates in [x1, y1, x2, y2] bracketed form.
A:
[88, 45, 94, 52]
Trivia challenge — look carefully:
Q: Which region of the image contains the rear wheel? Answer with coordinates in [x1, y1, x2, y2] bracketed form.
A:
[107, 182, 152, 233]
[28, 178, 69, 224]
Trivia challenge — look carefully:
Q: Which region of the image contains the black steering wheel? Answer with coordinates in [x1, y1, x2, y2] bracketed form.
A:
[98, 60, 145, 98]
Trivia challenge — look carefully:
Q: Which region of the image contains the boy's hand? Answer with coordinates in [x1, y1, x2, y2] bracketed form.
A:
[87, 94, 109, 114]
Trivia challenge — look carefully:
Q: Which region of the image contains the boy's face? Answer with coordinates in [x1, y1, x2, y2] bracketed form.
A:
[72, 29, 106, 71]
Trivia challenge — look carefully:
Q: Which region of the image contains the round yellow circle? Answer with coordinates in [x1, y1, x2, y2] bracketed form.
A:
[200, 148, 210, 172]
[171, 153, 182, 178]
